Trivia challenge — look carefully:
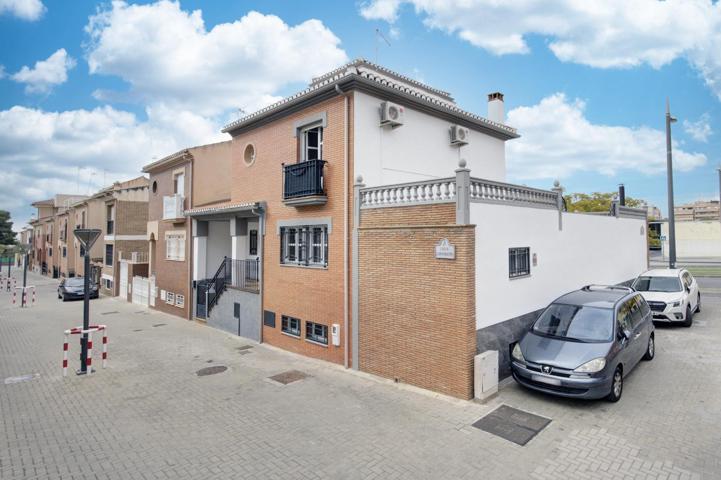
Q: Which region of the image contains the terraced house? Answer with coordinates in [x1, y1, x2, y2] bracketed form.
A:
[136, 60, 648, 400]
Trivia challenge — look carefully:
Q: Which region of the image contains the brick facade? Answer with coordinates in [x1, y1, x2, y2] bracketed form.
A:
[358, 204, 477, 399]
[228, 95, 353, 365]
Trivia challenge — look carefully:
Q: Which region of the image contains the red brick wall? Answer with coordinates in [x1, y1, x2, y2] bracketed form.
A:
[358, 205, 476, 399]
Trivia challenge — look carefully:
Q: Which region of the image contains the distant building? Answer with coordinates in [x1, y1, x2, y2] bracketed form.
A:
[675, 200, 720, 222]
[646, 205, 662, 220]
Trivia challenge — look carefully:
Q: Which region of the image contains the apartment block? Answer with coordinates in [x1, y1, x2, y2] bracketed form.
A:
[675, 200, 720, 222]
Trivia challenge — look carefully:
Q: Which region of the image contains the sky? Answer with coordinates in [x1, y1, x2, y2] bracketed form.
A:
[1, 0, 719, 230]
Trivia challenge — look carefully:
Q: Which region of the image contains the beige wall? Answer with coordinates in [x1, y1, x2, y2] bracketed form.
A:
[661, 221, 721, 258]
[192, 141, 232, 207]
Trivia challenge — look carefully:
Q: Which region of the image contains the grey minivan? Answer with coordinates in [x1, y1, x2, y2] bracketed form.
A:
[511, 285, 655, 402]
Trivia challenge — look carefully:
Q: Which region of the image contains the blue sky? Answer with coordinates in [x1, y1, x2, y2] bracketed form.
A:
[1, 0, 719, 229]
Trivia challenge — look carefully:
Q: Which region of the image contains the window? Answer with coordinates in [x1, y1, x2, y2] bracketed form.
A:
[79, 245, 86, 257]
[104, 278, 113, 290]
[280, 225, 328, 267]
[628, 295, 644, 328]
[305, 321, 328, 345]
[165, 232, 186, 261]
[152, 181, 158, 194]
[105, 244, 113, 266]
[533, 303, 613, 343]
[48, 247, 52, 257]
[281, 315, 301, 337]
[249, 229, 258, 255]
[62, 247, 67, 258]
[509, 247, 530, 278]
[243, 144, 256, 166]
[617, 300, 633, 333]
[173, 171, 185, 197]
[303, 126, 323, 161]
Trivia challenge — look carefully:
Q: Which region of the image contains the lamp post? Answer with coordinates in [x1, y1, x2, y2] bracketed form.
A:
[72, 229, 101, 375]
[665, 98, 678, 269]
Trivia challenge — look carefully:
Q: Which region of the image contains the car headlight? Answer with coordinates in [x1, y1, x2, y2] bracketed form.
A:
[511, 343, 525, 363]
[671, 300, 681, 307]
[573, 357, 606, 373]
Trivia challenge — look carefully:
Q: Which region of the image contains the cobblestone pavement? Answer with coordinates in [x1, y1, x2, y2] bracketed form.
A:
[1, 272, 720, 479]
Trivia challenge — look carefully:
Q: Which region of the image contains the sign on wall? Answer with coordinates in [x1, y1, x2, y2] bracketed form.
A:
[435, 238, 455, 260]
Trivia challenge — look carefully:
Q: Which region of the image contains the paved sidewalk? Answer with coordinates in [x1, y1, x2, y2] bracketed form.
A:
[1, 272, 719, 479]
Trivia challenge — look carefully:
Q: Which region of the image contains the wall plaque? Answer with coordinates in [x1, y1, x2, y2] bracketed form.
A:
[435, 238, 456, 260]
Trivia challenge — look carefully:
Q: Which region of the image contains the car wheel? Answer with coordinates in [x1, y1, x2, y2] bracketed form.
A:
[607, 367, 623, 402]
[643, 334, 655, 361]
[696, 293, 701, 313]
[683, 304, 693, 328]
[62, 294, 68, 302]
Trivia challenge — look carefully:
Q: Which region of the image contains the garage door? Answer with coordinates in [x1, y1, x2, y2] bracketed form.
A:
[132, 276, 149, 307]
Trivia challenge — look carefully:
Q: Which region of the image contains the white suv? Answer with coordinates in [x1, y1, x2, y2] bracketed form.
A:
[632, 269, 700, 327]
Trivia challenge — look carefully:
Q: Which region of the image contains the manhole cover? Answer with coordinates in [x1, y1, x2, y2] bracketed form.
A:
[101, 311, 119, 315]
[4, 373, 40, 385]
[472, 405, 551, 446]
[152, 323, 167, 327]
[269, 370, 309, 385]
[196, 365, 227, 376]
[236, 345, 253, 351]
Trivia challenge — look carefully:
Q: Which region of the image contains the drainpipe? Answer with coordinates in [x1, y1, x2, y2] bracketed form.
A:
[252, 202, 265, 344]
[187, 157, 193, 320]
[336, 84, 350, 369]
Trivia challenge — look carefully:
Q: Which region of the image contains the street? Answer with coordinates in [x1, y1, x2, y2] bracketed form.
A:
[1, 271, 720, 479]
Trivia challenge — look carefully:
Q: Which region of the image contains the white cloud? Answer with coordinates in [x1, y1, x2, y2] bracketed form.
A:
[11, 48, 76, 94]
[84, 1, 348, 116]
[360, 0, 721, 100]
[0, 0, 45, 21]
[683, 113, 713, 142]
[505, 93, 707, 180]
[0, 105, 227, 228]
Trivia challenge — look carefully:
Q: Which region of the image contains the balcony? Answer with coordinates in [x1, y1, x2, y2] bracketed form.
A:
[282, 159, 327, 206]
[163, 194, 185, 221]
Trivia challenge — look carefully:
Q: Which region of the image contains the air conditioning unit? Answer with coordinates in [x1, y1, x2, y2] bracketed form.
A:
[380, 101, 404, 127]
[450, 125, 470, 146]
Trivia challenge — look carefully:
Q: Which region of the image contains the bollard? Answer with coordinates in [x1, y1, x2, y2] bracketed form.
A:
[86, 331, 93, 375]
[11, 289, 16, 305]
[102, 328, 108, 368]
[31, 287, 36, 305]
[62, 333, 69, 377]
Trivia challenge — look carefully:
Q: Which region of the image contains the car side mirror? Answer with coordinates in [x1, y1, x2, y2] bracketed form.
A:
[618, 329, 631, 341]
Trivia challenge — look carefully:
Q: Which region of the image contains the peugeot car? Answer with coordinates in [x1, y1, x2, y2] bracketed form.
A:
[58, 277, 99, 301]
[632, 269, 700, 327]
[511, 285, 655, 402]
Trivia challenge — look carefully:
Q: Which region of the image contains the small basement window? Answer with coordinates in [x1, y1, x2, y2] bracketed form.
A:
[281, 315, 301, 337]
[509, 247, 530, 278]
[305, 321, 328, 345]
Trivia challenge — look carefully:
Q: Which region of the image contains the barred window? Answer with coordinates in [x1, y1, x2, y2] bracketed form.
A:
[249, 229, 258, 256]
[305, 321, 328, 345]
[281, 315, 301, 337]
[280, 225, 328, 267]
[165, 232, 186, 261]
[509, 247, 530, 278]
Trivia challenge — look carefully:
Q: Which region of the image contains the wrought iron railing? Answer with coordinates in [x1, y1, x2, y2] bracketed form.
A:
[283, 159, 326, 199]
[196, 257, 260, 318]
[229, 258, 260, 292]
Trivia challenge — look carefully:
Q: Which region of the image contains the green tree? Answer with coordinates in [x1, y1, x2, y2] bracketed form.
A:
[563, 192, 645, 213]
[0, 210, 17, 245]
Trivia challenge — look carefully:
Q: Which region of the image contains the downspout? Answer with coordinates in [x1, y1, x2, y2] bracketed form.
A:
[252, 202, 265, 344]
[187, 157, 193, 321]
[336, 84, 350, 369]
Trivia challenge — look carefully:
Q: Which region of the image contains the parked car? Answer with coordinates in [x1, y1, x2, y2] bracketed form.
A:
[632, 269, 700, 327]
[511, 285, 655, 402]
[58, 277, 99, 301]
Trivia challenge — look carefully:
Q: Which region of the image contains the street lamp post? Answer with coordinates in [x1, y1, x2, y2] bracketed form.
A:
[72, 229, 101, 375]
[666, 98, 678, 269]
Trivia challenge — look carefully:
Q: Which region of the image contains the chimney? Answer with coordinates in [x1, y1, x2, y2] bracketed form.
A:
[618, 184, 626, 207]
[488, 92, 505, 124]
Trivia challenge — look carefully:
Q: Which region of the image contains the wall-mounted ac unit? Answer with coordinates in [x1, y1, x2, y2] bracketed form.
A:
[450, 125, 470, 146]
[380, 101, 404, 127]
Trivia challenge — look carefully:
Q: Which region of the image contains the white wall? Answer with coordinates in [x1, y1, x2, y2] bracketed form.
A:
[206, 220, 232, 275]
[353, 91, 507, 187]
[471, 203, 648, 330]
[660, 221, 721, 258]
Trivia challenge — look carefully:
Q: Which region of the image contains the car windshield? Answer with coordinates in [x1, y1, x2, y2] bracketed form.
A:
[533, 303, 614, 343]
[632, 276, 682, 293]
[65, 278, 85, 287]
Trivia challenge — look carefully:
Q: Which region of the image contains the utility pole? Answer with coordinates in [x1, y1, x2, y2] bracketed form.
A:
[665, 98, 678, 269]
[717, 168, 721, 223]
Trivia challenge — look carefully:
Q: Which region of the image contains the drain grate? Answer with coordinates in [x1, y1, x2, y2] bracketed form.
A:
[196, 365, 227, 376]
[101, 311, 119, 315]
[472, 405, 551, 446]
[152, 323, 167, 328]
[236, 345, 253, 351]
[269, 370, 309, 385]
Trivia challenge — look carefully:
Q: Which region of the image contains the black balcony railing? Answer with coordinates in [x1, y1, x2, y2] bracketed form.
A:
[106, 220, 114, 234]
[229, 258, 259, 292]
[283, 159, 326, 199]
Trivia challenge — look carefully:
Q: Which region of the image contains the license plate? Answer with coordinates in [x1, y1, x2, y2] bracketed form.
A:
[531, 375, 561, 386]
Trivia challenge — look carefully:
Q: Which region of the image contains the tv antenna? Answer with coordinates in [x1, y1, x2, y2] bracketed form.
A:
[375, 28, 391, 63]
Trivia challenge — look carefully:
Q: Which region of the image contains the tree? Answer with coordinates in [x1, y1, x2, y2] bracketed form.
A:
[0, 210, 17, 245]
[563, 192, 646, 213]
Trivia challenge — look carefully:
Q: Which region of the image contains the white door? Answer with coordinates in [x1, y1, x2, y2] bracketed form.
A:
[132, 276, 149, 307]
[119, 262, 128, 300]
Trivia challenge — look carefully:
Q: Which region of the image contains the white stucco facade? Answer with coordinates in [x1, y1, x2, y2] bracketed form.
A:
[205, 220, 232, 275]
[353, 91, 507, 187]
[471, 203, 648, 330]
[661, 221, 721, 258]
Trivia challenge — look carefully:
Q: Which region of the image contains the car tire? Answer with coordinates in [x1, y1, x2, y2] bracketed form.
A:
[607, 367, 623, 402]
[62, 294, 68, 302]
[696, 293, 701, 313]
[683, 304, 693, 328]
[643, 334, 655, 361]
